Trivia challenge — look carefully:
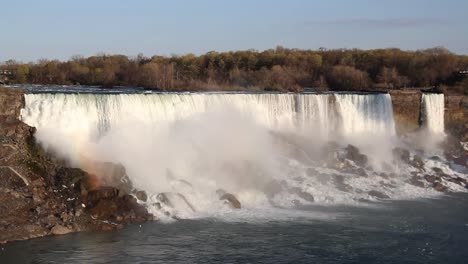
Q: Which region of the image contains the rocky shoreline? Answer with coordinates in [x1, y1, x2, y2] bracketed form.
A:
[0, 87, 152, 244]
[0, 87, 467, 245]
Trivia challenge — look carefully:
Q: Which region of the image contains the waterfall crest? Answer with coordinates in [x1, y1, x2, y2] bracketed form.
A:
[21, 93, 396, 141]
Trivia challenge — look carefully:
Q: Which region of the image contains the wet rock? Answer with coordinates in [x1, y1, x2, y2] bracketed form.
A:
[156, 193, 172, 207]
[393, 147, 410, 164]
[429, 156, 443, 161]
[88, 194, 151, 223]
[217, 189, 241, 209]
[411, 155, 425, 171]
[433, 182, 448, 192]
[408, 176, 425, 188]
[354, 167, 368, 177]
[368, 190, 390, 199]
[333, 175, 353, 192]
[345, 145, 368, 167]
[432, 167, 449, 177]
[379, 181, 396, 189]
[156, 192, 196, 213]
[289, 187, 314, 202]
[424, 175, 440, 183]
[446, 177, 467, 187]
[86, 187, 119, 206]
[135, 190, 148, 202]
[51, 224, 72, 235]
[378, 172, 389, 179]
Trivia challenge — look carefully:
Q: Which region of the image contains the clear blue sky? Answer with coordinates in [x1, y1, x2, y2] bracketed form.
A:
[1, 0, 467, 62]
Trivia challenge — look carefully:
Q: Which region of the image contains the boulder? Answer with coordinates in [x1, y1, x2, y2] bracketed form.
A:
[424, 175, 440, 183]
[216, 189, 241, 209]
[289, 187, 315, 202]
[433, 182, 448, 192]
[51, 224, 72, 235]
[368, 190, 390, 199]
[345, 144, 368, 167]
[88, 194, 151, 223]
[408, 176, 425, 188]
[135, 190, 148, 202]
[333, 175, 353, 192]
[411, 155, 425, 171]
[156, 192, 196, 213]
[446, 177, 467, 187]
[432, 167, 449, 177]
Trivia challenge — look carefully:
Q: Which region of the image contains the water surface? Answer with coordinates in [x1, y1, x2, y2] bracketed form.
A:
[1, 193, 467, 264]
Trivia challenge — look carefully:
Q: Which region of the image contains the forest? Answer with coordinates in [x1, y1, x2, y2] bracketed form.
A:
[1, 46, 467, 94]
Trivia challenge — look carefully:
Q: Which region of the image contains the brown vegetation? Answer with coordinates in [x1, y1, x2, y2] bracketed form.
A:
[1, 47, 467, 94]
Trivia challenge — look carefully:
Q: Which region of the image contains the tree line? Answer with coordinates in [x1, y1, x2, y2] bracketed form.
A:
[1, 46, 467, 94]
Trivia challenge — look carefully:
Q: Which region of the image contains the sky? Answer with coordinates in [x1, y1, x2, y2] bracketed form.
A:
[1, 0, 467, 62]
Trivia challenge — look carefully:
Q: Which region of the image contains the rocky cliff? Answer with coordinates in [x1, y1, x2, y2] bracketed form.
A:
[445, 95, 468, 142]
[389, 90, 422, 135]
[0, 87, 152, 244]
[390, 90, 468, 141]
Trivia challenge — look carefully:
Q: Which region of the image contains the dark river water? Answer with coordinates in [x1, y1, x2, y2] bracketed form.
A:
[1, 193, 468, 264]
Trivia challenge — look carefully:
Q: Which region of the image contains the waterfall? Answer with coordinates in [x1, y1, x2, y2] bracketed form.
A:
[21, 91, 420, 215]
[21, 93, 395, 141]
[421, 93, 445, 135]
[335, 93, 396, 136]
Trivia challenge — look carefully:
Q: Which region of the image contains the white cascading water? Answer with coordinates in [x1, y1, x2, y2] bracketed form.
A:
[421, 93, 445, 135]
[20, 92, 464, 220]
[335, 94, 396, 136]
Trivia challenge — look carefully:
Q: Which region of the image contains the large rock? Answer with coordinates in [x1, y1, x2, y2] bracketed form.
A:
[345, 144, 368, 167]
[216, 189, 241, 209]
[433, 182, 448, 192]
[289, 187, 315, 202]
[88, 193, 152, 224]
[51, 224, 72, 235]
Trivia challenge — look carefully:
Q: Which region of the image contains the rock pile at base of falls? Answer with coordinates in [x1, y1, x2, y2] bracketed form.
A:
[319, 141, 467, 201]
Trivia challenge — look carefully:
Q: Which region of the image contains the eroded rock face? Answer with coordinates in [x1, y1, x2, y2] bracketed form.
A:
[445, 95, 468, 142]
[389, 90, 422, 135]
[0, 87, 153, 244]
